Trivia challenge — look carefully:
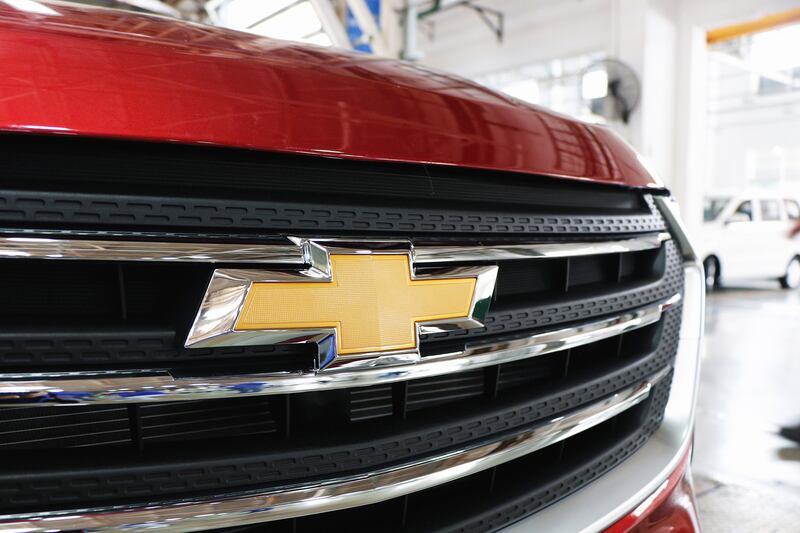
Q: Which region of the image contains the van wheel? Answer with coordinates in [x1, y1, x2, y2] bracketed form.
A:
[703, 257, 720, 292]
[780, 257, 800, 289]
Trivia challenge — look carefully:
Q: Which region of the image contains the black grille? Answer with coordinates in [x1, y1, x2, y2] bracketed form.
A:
[0, 134, 664, 236]
[0, 242, 679, 372]
[214, 376, 672, 533]
[0, 135, 683, 530]
[0, 308, 681, 513]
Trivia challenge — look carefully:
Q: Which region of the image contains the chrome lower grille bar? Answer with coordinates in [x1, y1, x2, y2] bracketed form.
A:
[0, 295, 679, 405]
[0, 366, 669, 533]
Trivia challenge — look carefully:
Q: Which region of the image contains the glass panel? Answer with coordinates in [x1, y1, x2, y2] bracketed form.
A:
[760, 200, 781, 221]
[733, 201, 753, 222]
[473, 52, 605, 121]
[704, 197, 731, 222]
[785, 199, 800, 220]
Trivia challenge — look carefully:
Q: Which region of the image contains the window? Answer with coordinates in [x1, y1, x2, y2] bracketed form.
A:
[732, 201, 753, 222]
[474, 52, 606, 120]
[704, 197, 730, 222]
[760, 200, 781, 221]
[785, 199, 800, 220]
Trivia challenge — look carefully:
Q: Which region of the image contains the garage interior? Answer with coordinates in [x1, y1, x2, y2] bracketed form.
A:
[11, 0, 800, 531]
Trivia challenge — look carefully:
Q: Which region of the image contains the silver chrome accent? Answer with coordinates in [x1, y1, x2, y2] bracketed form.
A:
[0, 233, 670, 264]
[0, 237, 304, 263]
[0, 368, 670, 532]
[415, 232, 671, 263]
[184, 239, 499, 372]
[652, 197, 697, 260]
[0, 296, 679, 405]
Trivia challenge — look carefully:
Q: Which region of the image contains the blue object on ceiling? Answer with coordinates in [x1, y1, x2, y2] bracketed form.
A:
[346, 0, 380, 53]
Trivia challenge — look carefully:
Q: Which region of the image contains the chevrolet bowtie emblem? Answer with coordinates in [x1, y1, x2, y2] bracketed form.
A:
[186, 239, 498, 371]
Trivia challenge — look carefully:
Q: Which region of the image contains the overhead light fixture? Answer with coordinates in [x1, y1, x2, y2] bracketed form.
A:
[206, 0, 332, 46]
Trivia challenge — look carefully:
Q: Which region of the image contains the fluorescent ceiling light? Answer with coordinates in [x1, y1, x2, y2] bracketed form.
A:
[1, 0, 60, 15]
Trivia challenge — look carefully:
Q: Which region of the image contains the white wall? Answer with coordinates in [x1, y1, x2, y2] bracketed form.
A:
[418, 0, 612, 78]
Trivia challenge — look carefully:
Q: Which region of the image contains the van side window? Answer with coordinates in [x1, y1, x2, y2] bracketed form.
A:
[760, 200, 781, 221]
[785, 199, 800, 220]
[733, 201, 753, 221]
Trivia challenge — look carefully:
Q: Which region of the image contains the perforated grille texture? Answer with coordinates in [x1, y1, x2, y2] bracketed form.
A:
[0, 307, 681, 512]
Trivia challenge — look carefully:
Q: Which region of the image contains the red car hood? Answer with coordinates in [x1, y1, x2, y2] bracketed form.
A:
[0, 1, 659, 188]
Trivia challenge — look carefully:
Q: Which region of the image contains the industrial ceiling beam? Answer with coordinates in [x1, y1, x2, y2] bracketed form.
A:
[310, 0, 353, 48]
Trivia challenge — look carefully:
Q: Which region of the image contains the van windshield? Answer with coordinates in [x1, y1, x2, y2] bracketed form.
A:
[704, 197, 731, 222]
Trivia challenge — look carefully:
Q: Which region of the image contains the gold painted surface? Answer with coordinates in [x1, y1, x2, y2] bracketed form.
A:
[236, 254, 476, 354]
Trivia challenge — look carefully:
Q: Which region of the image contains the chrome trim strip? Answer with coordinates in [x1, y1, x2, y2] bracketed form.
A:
[0, 237, 304, 263]
[0, 367, 669, 533]
[0, 296, 679, 405]
[414, 232, 671, 263]
[652, 197, 697, 260]
[0, 233, 670, 264]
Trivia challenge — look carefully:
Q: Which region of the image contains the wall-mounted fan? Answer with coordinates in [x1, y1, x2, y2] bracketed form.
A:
[581, 59, 640, 123]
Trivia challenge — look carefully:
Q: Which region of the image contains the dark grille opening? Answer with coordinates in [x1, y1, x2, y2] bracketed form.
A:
[0, 405, 131, 449]
[0, 134, 647, 214]
[351, 319, 663, 422]
[138, 397, 278, 444]
[0, 241, 673, 373]
[214, 379, 668, 533]
[0, 396, 280, 450]
[0, 259, 208, 327]
[405, 370, 485, 413]
[0, 135, 671, 237]
[422, 241, 680, 347]
[0, 309, 679, 512]
[0, 314, 661, 450]
[0, 259, 317, 372]
[493, 258, 567, 304]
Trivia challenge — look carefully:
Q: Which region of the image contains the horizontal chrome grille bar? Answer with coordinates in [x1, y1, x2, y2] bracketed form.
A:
[0, 367, 669, 532]
[0, 233, 669, 264]
[414, 232, 670, 263]
[0, 237, 303, 263]
[0, 295, 680, 405]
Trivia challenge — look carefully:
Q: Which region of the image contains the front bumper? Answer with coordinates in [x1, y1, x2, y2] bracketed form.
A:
[605, 446, 700, 533]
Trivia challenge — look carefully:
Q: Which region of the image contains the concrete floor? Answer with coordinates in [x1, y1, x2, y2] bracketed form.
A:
[693, 282, 800, 532]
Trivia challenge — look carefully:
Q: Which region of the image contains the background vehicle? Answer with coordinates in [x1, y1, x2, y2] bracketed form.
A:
[700, 193, 800, 290]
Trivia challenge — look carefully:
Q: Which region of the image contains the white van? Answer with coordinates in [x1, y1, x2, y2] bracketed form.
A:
[700, 194, 800, 290]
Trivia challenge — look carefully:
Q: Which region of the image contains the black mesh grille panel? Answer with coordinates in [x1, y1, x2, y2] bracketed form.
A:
[0, 135, 683, 530]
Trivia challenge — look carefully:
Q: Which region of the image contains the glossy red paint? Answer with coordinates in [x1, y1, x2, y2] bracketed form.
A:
[0, 1, 659, 188]
[605, 448, 701, 533]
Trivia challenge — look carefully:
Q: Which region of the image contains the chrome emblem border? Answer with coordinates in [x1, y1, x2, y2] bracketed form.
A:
[184, 238, 499, 372]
